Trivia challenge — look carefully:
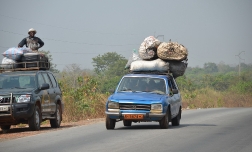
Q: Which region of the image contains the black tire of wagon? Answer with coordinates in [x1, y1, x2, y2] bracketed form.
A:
[28, 105, 41, 131]
[159, 109, 170, 129]
[50, 103, 62, 128]
[172, 107, 181, 126]
[106, 116, 115, 130]
[1, 125, 11, 133]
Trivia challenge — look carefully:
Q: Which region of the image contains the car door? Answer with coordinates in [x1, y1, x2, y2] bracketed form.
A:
[170, 77, 181, 116]
[48, 73, 60, 112]
[37, 73, 50, 115]
[41, 72, 56, 114]
[167, 78, 177, 117]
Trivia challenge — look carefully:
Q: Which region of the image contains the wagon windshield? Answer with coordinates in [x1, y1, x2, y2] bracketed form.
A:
[117, 77, 166, 94]
[0, 74, 36, 89]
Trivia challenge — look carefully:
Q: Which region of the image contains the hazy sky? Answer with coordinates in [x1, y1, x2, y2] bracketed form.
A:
[0, 0, 251, 71]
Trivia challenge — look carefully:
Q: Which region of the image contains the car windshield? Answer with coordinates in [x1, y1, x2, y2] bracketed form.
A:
[117, 77, 166, 94]
[0, 73, 36, 89]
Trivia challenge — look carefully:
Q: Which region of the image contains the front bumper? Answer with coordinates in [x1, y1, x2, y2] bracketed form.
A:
[105, 111, 165, 121]
[0, 103, 35, 125]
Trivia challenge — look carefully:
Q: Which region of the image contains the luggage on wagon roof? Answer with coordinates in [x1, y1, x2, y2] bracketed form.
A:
[21, 52, 50, 69]
[157, 42, 188, 61]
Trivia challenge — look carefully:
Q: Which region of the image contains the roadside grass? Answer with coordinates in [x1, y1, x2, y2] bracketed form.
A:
[181, 88, 252, 109]
[62, 94, 107, 122]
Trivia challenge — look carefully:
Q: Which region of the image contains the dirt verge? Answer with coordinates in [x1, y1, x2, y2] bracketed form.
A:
[0, 118, 105, 142]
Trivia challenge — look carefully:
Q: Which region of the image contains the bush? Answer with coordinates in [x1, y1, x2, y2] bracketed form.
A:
[59, 74, 108, 122]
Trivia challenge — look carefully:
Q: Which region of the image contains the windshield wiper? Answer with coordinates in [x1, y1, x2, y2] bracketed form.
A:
[11, 87, 26, 89]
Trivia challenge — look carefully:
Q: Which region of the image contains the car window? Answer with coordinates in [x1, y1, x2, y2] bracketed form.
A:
[20, 76, 36, 88]
[1, 76, 20, 88]
[0, 74, 36, 89]
[42, 73, 52, 88]
[38, 73, 45, 87]
[170, 78, 178, 90]
[48, 73, 57, 88]
[117, 77, 166, 94]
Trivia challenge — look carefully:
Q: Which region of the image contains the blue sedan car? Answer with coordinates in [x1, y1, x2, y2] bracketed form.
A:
[105, 73, 182, 129]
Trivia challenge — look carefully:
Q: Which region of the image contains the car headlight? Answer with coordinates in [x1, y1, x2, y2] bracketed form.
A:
[151, 104, 162, 113]
[17, 95, 31, 103]
[108, 101, 119, 109]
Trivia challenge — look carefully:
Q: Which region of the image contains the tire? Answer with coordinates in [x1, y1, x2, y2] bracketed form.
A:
[50, 104, 61, 128]
[159, 109, 169, 129]
[1, 125, 11, 133]
[106, 116, 115, 130]
[172, 107, 181, 126]
[123, 120, 132, 126]
[29, 105, 41, 131]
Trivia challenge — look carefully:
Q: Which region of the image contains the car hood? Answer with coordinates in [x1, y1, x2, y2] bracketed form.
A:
[109, 92, 165, 103]
[0, 88, 34, 95]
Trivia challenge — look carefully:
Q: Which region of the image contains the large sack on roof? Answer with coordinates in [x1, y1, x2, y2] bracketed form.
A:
[169, 60, 188, 78]
[157, 42, 188, 61]
[2, 47, 32, 61]
[125, 49, 141, 69]
[130, 58, 169, 72]
[1, 57, 19, 69]
[139, 36, 161, 60]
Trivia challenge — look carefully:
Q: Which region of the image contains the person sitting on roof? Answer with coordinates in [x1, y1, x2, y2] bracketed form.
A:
[18, 28, 44, 52]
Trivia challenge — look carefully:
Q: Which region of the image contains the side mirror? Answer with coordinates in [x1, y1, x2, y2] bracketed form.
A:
[39, 83, 49, 90]
[172, 89, 179, 94]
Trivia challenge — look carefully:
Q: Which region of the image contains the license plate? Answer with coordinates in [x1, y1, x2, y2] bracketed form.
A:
[124, 114, 144, 119]
[0, 106, 8, 112]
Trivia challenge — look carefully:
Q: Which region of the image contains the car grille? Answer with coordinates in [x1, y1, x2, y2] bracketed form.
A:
[119, 103, 150, 111]
[0, 97, 15, 104]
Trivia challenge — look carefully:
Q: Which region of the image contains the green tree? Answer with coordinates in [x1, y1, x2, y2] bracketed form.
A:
[217, 62, 235, 73]
[92, 52, 128, 93]
[204, 62, 218, 73]
[105, 59, 128, 77]
[92, 52, 126, 75]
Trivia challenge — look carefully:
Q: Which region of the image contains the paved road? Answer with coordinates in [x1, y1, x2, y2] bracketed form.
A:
[0, 108, 252, 152]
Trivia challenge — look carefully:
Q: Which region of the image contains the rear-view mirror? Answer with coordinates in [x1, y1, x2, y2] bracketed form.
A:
[39, 83, 49, 90]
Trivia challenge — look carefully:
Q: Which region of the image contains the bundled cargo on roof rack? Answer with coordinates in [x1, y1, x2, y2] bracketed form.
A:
[126, 37, 189, 78]
[138, 36, 161, 60]
[1, 47, 50, 71]
[168, 60, 188, 78]
[157, 42, 188, 61]
[1, 57, 22, 69]
[2, 47, 32, 61]
[130, 59, 169, 72]
[21, 52, 50, 69]
[125, 49, 141, 69]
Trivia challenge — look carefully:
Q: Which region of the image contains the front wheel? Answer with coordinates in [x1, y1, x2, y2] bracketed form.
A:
[159, 109, 170, 129]
[1, 125, 11, 133]
[106, 116, 115, 130]
[50, 104, 62, 128]
[172, 107, 181, 126]
[29, 105, 41, 131]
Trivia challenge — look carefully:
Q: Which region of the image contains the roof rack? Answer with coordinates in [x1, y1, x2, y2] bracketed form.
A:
[128, 70, 173, 76]
[0, 61, 50, 73]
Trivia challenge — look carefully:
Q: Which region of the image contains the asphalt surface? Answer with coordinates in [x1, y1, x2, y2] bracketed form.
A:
[0, 108, 252, 152]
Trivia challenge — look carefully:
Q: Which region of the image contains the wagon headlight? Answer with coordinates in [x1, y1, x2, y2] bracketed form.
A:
[151, 104, 162, 113]
[17, 95, 31, 103]
[108, 101, 119, 109]
[107, 101, 119, 112]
